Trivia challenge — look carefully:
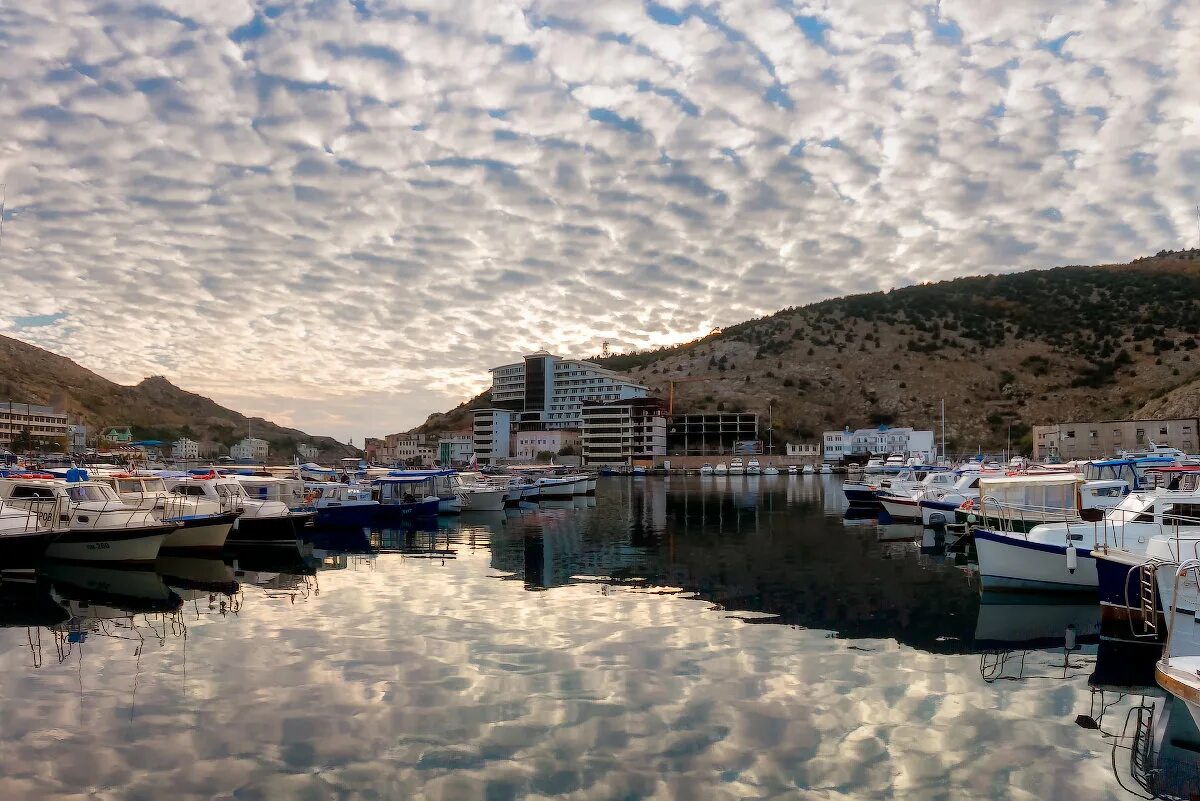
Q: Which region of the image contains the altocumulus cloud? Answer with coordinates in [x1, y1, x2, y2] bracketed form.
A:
[0, 0, 1196, 440]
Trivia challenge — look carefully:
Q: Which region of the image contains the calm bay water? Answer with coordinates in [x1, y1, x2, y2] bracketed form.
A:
[0, 476, 1183, 799]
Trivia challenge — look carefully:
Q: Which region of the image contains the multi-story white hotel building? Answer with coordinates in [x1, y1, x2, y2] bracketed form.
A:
[230, 437, 270, 463]
[489, 350, 649, 429]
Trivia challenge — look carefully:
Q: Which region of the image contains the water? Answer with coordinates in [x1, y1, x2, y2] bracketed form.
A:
[0, 476, 1189, 799]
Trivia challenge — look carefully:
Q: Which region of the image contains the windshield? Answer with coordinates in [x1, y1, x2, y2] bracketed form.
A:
[66, 484, 116, 502]
[217, 483, 247, 500]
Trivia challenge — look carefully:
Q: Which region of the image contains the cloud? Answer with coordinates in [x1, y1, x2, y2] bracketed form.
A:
[0, 0, 1195, 440]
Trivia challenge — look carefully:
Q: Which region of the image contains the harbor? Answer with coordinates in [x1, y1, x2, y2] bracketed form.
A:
[0, 471, 1196, 798]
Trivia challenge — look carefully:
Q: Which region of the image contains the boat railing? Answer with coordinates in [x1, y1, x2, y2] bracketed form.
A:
[976, 496, 1082, 536]
[9, 497, 68, 532]
[1159, 559, 1200, 669]
[69, 499, 156, 530]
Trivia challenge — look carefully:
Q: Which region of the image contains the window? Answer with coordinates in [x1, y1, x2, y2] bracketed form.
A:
[1065, 430, 1075, 439]
[1160, 426, 1169, 436]
[1164, 504, 1200, 527]
[1113, 429, 1121, 438]
[1089, 430, 1097, 438]
[1136, 428, 1145, 443]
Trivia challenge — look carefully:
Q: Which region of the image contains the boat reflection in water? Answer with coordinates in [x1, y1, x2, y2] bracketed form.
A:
[1078, 638, 1200, 800]
[973, 592, 1100, 682]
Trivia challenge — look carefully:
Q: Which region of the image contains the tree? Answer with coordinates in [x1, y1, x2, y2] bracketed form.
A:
[536, 450, 556, 462]
[557, 444, 578, 456]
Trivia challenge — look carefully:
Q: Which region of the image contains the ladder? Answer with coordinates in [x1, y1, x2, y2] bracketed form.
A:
[1139, 563, 1158, 637]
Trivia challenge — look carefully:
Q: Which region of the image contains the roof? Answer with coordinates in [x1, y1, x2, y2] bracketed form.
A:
[980, 473, 1084, 486]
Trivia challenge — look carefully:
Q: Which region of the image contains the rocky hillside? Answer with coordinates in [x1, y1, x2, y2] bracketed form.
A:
[0, 335, 357, 461]
[425, 251, 1200, 455]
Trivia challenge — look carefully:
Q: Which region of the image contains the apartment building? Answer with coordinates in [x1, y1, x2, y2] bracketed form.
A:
[581, 398, 667, 467]
[0, 401, 69, 449]
[230, 437, 270, 463]
[1033, 418, 1199, 461]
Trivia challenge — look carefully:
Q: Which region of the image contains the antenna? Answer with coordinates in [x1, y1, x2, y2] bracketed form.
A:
[602, 340, 610, 357]
[1194, 205, 1199, 250]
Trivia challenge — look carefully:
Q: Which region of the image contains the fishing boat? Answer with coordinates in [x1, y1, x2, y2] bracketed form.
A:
[164, 474, 311, 547]
[384, 470, 462, 514]
[0, 501, 58, 570]
[0, 477, 176, 565]
[371, 476, 441, 522]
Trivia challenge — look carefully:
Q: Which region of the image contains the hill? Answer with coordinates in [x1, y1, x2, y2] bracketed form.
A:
[426, 251, 1200, 456]
[0, 334, 357, 461]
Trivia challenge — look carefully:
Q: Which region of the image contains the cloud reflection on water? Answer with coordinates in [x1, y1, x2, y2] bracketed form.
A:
[0, 478, 1142, 799]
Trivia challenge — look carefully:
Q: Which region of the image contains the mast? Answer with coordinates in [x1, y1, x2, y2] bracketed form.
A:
[940, 398, 946, 463]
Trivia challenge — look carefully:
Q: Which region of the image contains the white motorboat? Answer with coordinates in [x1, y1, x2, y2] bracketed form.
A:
[972, 474, 1137, 592]
[453, 473, 508, 512]
[786, 466, 797, 475]
[819, 464, 832, 474]
[700, 464, 715, 475]
[165, 474, 311, 546]
[0, 478, 175, 565]
[536, 476, 576, 499]
[746, 458, 761, 475]
[303, 482, 380, 527]
[714, 462, 728, 475]
[763, 465, 780, 475]
[728, 458, 745, 476]
[0, 501, 58, 570]
[101, 473, 238, 552]
[876, 470, 963, 523]
[1155, 558, 1200, 732]
[802, 464, 815, 475]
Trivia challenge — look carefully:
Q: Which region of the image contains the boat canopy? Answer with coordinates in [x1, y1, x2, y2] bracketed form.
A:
[373, 475, 436, 485]
[387, 469, 455, 478]
[980, 473, 1083, 513]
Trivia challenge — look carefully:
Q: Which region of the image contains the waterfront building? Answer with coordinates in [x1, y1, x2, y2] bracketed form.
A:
[0, 401, 69, 449]
[665, 412, 758, 456]
[786, 442, 820, 458]
[489, 350, 648, 430]
[1033, 417, 1199, 461]
[581, 398, 667, 467]
[823, 426, 936, 462]
[230, 437, 270, 463]
[437, 434, 474, 467]
[473, 409, 512, 465]
[297, 443, 319, 461]
[513, 429, 580, 462]
[172, 437, 200, 460]
[368, 433, 434, 466]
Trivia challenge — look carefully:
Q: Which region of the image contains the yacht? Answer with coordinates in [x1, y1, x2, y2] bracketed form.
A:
[745, 458, 761, 475]
[699, 464, 715, 476]
[763, 464, 780, 475]
[819, 464, 832, 474]
[164, 474, 312, 546]
[728, 458, 745, 476]
[714, 462, 728, 475]
[101, 473, 239, 552]
[802, 464, 815, 475]
[786, 465, 797, 475]
[0, 477, 176, 565]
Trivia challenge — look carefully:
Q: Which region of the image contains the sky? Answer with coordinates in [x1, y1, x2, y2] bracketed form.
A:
[1, 0, 1197, 443]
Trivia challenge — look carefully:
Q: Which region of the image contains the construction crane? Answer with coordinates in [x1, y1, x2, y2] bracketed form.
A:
[666, 375, 709, 415]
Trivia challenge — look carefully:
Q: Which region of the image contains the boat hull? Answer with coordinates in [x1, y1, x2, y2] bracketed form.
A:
[974, 528, 1097, 592]
[0, 530, 53, 570]
[229, 513, 308, 547]
[376, 498, 440, 523]
[461, 489, 506, 512]
[314, 503, 378, 529]
[537, 482, 574, 499]
[919, 499, 960, 527]
[45, 525, 172, 566]
[161, 512, 238, 552]
[1094, 547, 1164, 637]
[878, 495, 921, 522]
[843, 483, 880, 507]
